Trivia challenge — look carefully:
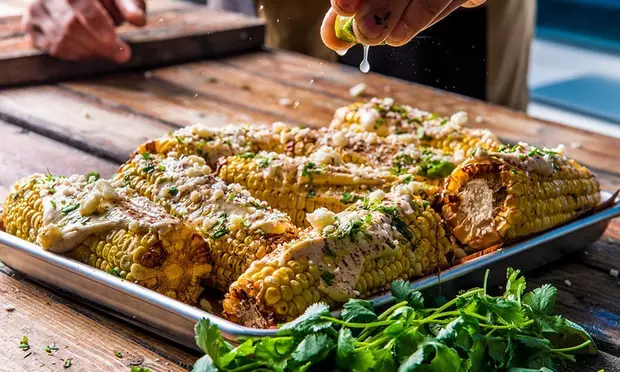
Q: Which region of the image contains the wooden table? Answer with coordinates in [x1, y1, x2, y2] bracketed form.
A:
[0, 6, 619, 372]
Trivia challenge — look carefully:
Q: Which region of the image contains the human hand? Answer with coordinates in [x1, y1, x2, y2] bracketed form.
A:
[21, 0, 146, 63]
[321, 0, 486, 51]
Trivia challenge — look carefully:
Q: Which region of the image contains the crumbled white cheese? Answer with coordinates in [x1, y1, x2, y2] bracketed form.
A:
[610, 269, 619, 278]
[450, 111, 468, 126]
[309, 146, 343, 166]
[271, 121, 288, 133]
[368, 190, 386, 203]
[349, 83, 366, 97]
[564, 279, 572, 287]
[332, 131, 347, 148]
[307, 208, 336, 233]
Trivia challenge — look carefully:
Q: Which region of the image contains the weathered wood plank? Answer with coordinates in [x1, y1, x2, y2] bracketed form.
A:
[0, 267, 193, 371]
[152, 60, 348, 127]
[0, 8, 264, 86]
[62, 73, 284, 127]
[222, 51, 620, 175]
[566, 351, 620, 372]
[581, 236, 620, 273]
[0, 120, 117, 201]
[0, 86, 174, 162]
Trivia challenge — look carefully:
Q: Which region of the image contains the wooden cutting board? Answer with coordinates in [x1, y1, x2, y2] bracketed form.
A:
[0, 4, 265, 86]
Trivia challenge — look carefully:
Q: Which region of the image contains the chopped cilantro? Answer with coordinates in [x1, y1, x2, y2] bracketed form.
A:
[419, 160, 456, 178]
[114, 351, 123, 358]
[19, 336, 30, 351]
[168, 186, 179, 196]
[50, 200, 57, 209]
[143, 164, 155, 174]
[320, 270, 334, 285]
[511, 169, 519, 176]
[107, 267, 121, 277]
[307, 189, 316, 199]
[257, 157, 271, 169]
[61, 203, 80, 215]
[227, 192, 236, 202]
[340, 192, 360, 204]
[63, 358, 73, 368]
[175, 136, 184, 144]
[85, 171, 100, 182]
[158, 164, 166, 171]
[141, 152, 151, 160]
[391, 154, 414, 175]
[239, 152, 257, 159]
[302, 162, 321, 177]
[211, 213, 229, 239]
[44, 343, 59, 354]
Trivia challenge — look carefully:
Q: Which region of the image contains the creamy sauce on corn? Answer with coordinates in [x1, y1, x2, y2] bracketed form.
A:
[473, 143, 568, 177]
[39, 176, 176, 253]
[129, 154, 295, 237]
[273, 187, 423, 303]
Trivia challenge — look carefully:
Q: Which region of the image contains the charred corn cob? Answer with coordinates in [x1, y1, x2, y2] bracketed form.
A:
[114, 153, 299, 290]
[2, 174, 212, 303]
[442, 144, 601, 251]
[217, 150, 402, 227]
[329, 97, 501, 158]
[223, 182, 461, 327]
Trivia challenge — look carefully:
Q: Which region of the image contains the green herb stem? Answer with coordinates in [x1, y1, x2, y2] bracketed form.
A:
[430, 288, 483, 315]
[550, 340, 592, 353]
[478, 319, 534, 330]
[321, 316, 395, 329]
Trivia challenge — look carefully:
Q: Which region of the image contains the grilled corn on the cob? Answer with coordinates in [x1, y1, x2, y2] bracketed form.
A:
[115, 153, 298, 290]
[329, 97, 501, 159]
[2, 174, 212, 303]
[442, 144, 601, 251]
[223, 182, 461, 327]
[217, 150, 401, 226]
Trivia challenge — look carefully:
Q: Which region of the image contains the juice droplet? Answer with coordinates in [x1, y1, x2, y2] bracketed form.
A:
[360, 45, 370, 73]
[336, 49, 348, 56]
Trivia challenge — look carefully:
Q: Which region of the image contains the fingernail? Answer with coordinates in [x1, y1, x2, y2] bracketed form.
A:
[122, 0, 142, 14]
[358, 12, 387, 41]
[336, 0, 358, 13]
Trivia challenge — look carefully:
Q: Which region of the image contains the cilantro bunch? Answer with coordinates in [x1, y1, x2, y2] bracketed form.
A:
[192, 269, 596, 372]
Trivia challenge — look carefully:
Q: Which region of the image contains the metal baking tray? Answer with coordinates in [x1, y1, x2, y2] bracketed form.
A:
[1, 190, 619, 351]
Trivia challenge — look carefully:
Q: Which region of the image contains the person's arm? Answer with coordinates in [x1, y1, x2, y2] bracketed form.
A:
[321, 0, 486, 52]
[21, 0, 146, 63]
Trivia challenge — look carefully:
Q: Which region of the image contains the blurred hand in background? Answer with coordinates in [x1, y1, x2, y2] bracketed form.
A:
[21, 0, 146, 63]
[322, 0, 486, 51]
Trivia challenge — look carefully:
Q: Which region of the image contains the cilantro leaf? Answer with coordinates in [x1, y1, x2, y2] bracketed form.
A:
[505, 267, 527, 300]
[544, 318, 597, 355]
[278, 303, 331, 335]
[523, 284, 557, 317]
[219, 339, 255, 368]
[254, 337, 296, 372]
[477, 296, 525, 325]
[341, 299, 377, 324]
[373, 348, 397, 372]
[336, 328, 355, 370]
[291, 333, 334, 365]
[191, 355, 219, 372]
[351, 349, 376, 372]
[391, 280, 424, 309]
[194, 319, 233, 368]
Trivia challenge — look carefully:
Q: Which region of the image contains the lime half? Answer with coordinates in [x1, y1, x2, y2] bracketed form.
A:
[335, 16, 357, 44]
